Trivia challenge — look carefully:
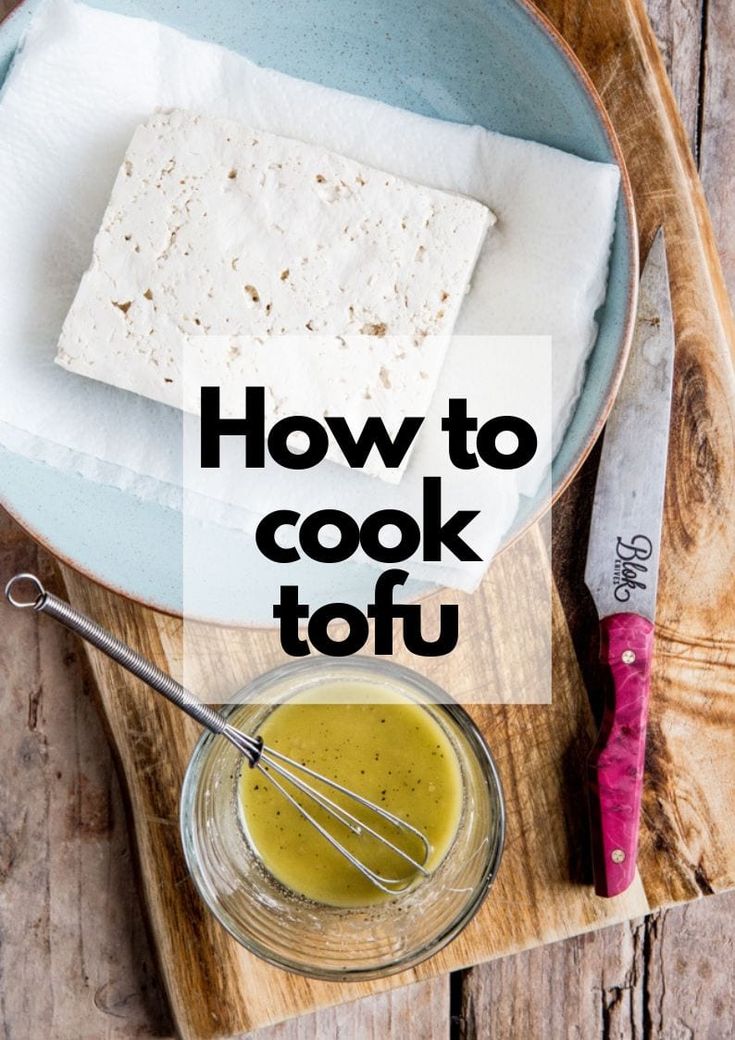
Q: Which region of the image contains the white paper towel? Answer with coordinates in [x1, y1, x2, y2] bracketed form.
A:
[0, 0, 619, 590]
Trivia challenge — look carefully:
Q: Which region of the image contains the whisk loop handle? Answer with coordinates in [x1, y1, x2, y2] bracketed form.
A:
[4, 573, 228, 739]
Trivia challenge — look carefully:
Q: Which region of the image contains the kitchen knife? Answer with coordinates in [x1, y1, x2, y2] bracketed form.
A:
[584, 227, 674, 898]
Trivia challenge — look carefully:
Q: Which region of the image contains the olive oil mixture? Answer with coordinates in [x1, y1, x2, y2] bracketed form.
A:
[239, 685, 463, 906]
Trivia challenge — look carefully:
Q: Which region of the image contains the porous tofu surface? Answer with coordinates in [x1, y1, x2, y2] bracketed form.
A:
[56, 109, 492, 479]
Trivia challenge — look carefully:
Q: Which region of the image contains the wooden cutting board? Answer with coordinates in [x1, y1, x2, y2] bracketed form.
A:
[56, 0, 735, 1036]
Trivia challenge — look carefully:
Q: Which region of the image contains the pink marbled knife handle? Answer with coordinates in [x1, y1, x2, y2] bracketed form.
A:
[587, 612, 655, 898]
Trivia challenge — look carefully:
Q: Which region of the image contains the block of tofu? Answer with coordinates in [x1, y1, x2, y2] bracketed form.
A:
[56, 109, 492, 481]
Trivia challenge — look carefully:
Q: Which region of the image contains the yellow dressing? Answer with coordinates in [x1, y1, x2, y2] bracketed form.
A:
[239, 683, 463, 907]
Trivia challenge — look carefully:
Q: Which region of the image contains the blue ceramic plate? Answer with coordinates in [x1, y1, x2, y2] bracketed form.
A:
[0, 0, 636, 623]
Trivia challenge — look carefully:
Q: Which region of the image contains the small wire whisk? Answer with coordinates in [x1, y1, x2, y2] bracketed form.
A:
[5, 573, 430, 894]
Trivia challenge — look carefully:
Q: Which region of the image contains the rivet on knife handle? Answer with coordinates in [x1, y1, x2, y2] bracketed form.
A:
[587, 612, 655, 897]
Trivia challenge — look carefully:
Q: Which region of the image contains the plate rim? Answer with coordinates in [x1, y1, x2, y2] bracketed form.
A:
[0, 0, 638, 623]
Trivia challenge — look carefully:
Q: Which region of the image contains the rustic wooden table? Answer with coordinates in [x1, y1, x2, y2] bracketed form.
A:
[1, 1, 734, 1038]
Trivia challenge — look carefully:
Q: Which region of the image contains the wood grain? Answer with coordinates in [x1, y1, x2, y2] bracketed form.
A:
[540, 0, 735, 909]
[59, 527, 650, 1038]
[249, 979, 449, 1040]
[0, 510, 172, 1039]
[50, 0, 735, 1032]
[700, 0, 735, 303]
[66, 0, 731, 1027]
[458, 891, 735, 1040]
[646, 0, 705, 157]
[458, 1, 735, 1035]
[2, 0, 735, 1037]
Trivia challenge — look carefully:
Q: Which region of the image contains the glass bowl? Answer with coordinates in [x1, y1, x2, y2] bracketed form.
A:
[180, 657, 504, 980]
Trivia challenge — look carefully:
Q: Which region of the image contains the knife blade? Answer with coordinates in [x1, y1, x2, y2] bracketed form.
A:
[584, 227, 674, 898]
